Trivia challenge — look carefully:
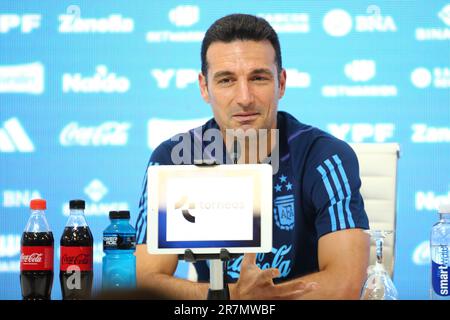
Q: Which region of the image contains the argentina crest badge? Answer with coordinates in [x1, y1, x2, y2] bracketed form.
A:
[273, 174, 295, 231]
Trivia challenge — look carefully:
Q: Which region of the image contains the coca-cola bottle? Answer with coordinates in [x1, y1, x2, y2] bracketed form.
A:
[60, 199, 93, 299]
[20, 199, 54, 300]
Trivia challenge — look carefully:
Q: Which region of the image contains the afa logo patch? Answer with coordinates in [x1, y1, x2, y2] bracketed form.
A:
[273, 174, 295, 231]
[274, 195, 295, 230]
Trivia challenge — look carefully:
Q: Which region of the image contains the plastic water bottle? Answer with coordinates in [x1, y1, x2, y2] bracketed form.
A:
[430, 203, 450, 300]
[102, 210, 137, 290]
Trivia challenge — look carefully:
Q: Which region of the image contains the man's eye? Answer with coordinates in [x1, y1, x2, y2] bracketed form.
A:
[253, 76, 269, 82]
[218, 78, 232, 84]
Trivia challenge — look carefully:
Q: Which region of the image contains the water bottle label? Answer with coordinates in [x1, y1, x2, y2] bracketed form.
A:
[60, 246, 93, 272]
[103, 233, 136, 250]
[20, 246, 54, 271]
[432, 245, 449, 297]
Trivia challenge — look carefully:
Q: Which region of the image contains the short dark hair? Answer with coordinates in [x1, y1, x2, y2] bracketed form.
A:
[201, 14, 282, 79]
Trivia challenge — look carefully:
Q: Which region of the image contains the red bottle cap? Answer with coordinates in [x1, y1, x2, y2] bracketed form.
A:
[30, 199, 46, 210]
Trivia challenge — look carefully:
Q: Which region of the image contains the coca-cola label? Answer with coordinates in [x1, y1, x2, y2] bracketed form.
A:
[60, 246, 93, 272]
[20, 246, 54, 271]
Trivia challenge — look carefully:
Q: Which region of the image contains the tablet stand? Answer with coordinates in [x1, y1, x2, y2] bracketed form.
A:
[179, 249, 240, 300]
[178, 160, 240, 299]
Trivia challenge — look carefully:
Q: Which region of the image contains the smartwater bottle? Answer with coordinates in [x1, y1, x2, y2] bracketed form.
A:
[430, 203, 450, 300]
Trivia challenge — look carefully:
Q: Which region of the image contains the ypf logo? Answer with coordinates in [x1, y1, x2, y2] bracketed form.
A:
[169, 5, 199, 27]
[0, 14, 41, 33]
[0, 118, 35, 153]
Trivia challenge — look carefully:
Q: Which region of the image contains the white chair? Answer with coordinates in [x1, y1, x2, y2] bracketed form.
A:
[349, 143, 400, 279]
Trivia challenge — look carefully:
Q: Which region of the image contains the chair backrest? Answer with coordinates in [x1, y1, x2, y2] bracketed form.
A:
[349, 143, 400, 278]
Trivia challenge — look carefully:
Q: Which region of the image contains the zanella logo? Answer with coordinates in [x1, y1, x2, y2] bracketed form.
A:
[0, 118, 35, 153]
[0, 62, 44, 94]
[20, 253, 43, 263]
[58, 14, 134, 33]
[62, 65, 130, 93]
[411, 124, 450, 143]
[59, 121, 130, 147]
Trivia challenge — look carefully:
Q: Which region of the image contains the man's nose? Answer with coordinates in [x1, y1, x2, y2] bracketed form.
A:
[235, 80, 254, 107]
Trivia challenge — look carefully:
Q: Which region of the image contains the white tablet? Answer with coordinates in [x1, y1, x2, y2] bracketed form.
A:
[147, 164, 272, 255]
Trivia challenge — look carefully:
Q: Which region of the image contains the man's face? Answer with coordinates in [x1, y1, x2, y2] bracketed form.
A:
[199, 40, 286, 133]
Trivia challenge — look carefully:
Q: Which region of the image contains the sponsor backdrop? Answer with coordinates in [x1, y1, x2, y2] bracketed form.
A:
[0, 0, 449, 299]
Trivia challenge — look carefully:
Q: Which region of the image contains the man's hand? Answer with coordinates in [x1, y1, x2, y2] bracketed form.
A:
[232, 253, 318, 300]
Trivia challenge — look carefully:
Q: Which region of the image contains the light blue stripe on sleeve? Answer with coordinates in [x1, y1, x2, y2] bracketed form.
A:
[316, 165, 337, 232]
[332, 154, 355, 228]
[324, 159, 346, 229]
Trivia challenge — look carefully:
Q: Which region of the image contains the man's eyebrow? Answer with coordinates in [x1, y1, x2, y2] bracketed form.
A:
[212, 71, 234, 80]
[250, 68, 274, 77]
[212, 68, 274, 80]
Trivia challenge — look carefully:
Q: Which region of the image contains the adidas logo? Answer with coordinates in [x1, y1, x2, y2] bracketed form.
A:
[0, 118, 34, 152]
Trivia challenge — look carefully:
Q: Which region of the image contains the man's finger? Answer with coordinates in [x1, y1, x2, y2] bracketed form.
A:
[241, 253, 257, 267]
[260, 268, 280, 281]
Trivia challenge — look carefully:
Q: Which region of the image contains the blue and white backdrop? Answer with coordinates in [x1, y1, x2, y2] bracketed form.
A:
[0, 0, 449, 299]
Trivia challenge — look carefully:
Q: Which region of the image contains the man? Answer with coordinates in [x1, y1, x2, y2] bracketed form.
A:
[135, 14, 370, 299]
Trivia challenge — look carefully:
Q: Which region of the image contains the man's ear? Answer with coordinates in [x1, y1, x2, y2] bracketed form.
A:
[278, 68, 287, 100]
[199, 72, 210, 103]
